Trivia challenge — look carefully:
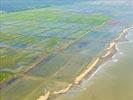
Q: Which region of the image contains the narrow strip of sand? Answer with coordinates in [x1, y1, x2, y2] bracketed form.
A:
[73, 26, 132, 85]
[106, 27, 131, 51]
[37, 91, 50, 100]
[51, 26, 133, 97]
[115, 27, 131, 40]
[74, 58, 100, 84]
[36, 26, 133, 100]
[106, 42, 115, 50]
[53, 84, 73, 95]
[102, 51, 111, 58]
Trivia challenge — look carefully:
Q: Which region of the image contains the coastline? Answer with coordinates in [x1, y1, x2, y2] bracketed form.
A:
[37, 91, 50, 100]
[36, 26, 133, 100]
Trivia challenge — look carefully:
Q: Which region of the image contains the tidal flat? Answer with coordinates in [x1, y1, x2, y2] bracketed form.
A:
[0, 0, 133, 100]
[55, 28, 133, 100]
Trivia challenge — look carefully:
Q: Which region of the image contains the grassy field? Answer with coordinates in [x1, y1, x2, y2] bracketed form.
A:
[0, 71, 14, 82]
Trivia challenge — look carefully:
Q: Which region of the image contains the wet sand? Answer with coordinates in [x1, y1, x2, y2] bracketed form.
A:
[55, 27, 133, 100]
[36, 26, 132, 100]
[37, 91, 50, 100]
[74, 58, 100, 84]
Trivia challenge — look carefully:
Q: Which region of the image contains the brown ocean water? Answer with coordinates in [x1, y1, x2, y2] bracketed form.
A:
[55, 29, 133, 100]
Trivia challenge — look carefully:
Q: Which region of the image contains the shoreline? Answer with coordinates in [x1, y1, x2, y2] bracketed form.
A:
[36, 26, 133, 100]
[37, 91, 50, 100]
[74, 58, 100, 84]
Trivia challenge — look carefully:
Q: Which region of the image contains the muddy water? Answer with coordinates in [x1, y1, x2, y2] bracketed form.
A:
[55, 29, 133, 100]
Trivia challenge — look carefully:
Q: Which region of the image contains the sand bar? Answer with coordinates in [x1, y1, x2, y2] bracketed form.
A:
[37, 91, 50, 100]
[74, 58, 100, 84]
[36, 26, 132, 100]
[102, 51, 111, 58]
[53, 84, 73, 95]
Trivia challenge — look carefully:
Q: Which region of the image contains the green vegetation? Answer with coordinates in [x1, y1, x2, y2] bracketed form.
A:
[0, 6, 112, 100]
[0, 9, 109, 68]
[0, 32, 18, 42]
[0, 71, 13, 82]
[0, 9, 109, 25]
[63, 13, 110, 25]
[46, 37, 60, 49]
[0, 47, 27, 68]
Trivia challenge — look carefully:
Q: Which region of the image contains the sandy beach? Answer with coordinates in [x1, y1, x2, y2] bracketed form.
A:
[53, 84, 73, 95]
[36, 26, 133, 100]
[74, 26, 132, 85]
[102, 51, 111, 58]
[55, 26, 133, 100]
[37, 91, 50, 100]
[74, 58, 100, 84]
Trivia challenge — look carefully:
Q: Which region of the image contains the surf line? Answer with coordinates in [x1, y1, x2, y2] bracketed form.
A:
[36, 26, 133, 100]
[74, 26, 132, 84]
